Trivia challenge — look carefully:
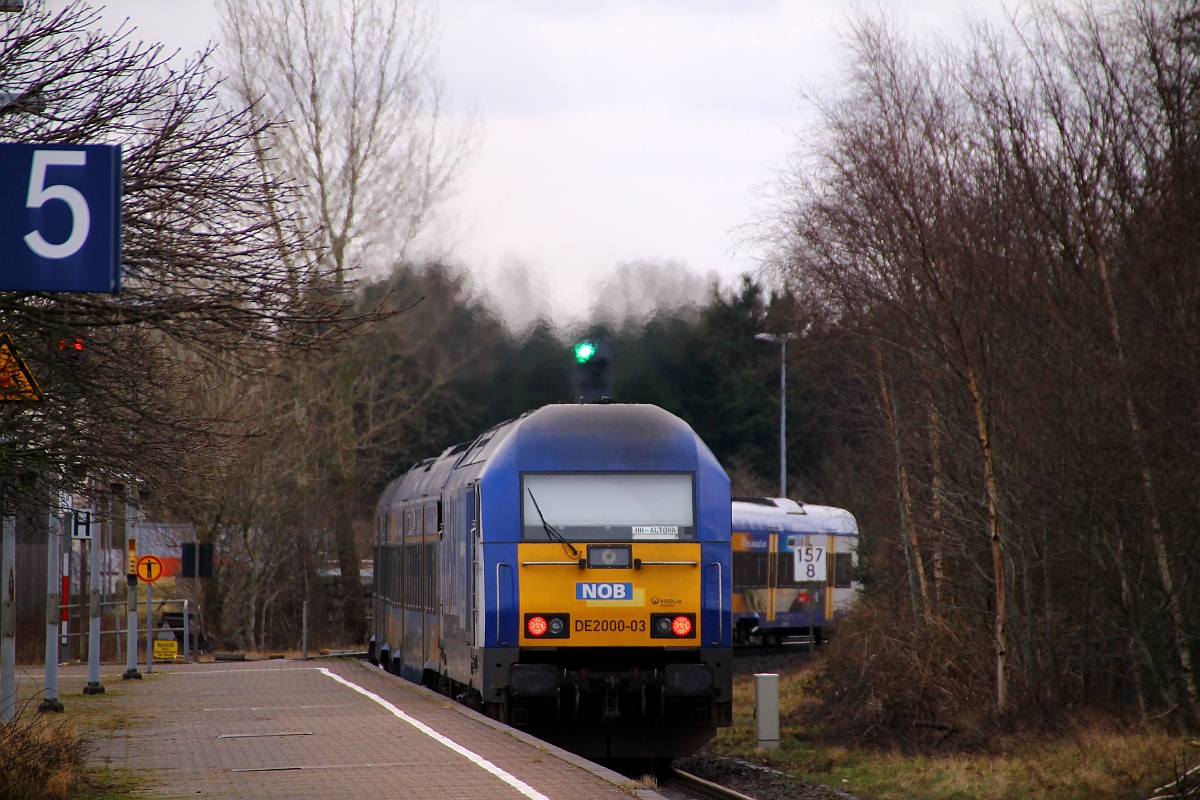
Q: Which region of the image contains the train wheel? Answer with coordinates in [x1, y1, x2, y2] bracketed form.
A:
[483, 695, 510, 724]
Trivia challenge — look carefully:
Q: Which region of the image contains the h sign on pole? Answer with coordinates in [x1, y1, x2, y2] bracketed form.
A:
[0, 144, 121, 292]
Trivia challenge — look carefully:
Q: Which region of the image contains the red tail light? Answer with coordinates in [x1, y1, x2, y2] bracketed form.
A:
[523, 613, 570, 639]
[650, 612, 696, 639]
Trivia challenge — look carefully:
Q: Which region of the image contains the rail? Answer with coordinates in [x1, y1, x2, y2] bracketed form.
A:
[657, 768, 759, 800]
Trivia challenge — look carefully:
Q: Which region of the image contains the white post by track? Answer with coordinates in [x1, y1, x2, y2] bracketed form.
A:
[182, 599, 190, 663]
[1, 516, 16, 723]
[754, 672, 780, 750]
[40, 511, 64, 712]
[83, 527, 104, 695]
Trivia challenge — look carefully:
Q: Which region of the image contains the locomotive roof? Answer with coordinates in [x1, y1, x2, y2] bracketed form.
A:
[731, 497, 858, 537]
[376, 403, 721, 513]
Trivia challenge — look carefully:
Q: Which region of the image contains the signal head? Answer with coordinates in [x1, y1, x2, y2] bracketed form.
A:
[573, 341, 597, 364]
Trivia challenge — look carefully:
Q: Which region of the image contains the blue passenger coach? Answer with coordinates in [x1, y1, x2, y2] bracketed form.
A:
[371, 403, 733, 759]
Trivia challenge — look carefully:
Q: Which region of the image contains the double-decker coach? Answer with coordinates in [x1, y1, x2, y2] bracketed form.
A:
[730, 496, 860, 646]
[372, 403, 733, 759]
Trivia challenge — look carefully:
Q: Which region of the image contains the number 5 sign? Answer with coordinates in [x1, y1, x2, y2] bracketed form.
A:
[0, 143, 121, 292]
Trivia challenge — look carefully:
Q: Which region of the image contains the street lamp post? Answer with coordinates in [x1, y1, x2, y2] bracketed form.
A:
[756, 332, 796, 498]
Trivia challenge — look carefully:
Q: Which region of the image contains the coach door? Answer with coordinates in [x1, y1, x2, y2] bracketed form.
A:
[423, 503, 439, 678]
[465, 485, 476, 645]
[402, 507, 422, 681]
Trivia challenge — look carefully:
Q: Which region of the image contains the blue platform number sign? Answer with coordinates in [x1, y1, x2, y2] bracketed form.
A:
[0, 143, 122, 292]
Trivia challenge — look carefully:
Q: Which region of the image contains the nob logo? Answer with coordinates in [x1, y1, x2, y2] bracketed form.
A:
[577, 582, 632, 600]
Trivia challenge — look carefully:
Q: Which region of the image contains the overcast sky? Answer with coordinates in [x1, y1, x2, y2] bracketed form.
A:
[52, 0, 1004, 323]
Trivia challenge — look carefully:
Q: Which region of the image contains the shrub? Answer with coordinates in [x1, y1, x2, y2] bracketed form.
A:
[800, 598, 994, 750]
[0, 709, 86, 800]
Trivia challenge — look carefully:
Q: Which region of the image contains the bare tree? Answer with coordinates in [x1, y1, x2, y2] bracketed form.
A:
[0, 1, 356, 511]
[214, 0, 474, 642]
[759, 0, 1200, 731]
[217, 0, 472, 280]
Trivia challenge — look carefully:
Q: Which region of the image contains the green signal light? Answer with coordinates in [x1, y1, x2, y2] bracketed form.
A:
[573, 341, 597, 364]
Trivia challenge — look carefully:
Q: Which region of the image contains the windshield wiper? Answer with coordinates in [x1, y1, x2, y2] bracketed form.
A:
[527, 489, 580, 559]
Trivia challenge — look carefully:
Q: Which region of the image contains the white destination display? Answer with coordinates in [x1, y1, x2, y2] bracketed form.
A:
[632, 525, 679, 539]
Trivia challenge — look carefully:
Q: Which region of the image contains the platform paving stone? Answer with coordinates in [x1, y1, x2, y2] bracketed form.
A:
[50, 659, 661, 800]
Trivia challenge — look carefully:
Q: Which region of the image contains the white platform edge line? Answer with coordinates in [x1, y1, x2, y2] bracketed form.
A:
[318, 667, 552, 800]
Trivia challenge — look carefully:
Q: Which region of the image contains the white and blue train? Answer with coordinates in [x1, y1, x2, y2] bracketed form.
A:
[730, 497, 861, 645]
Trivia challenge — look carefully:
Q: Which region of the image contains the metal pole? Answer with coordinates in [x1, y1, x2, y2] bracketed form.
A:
[807, 589, 816, 656]
[40, 511, 64, 712]
[145, 582, 152, 674]
[110, 505, 119, 667]
[59, 528, 69, 663]
[183, 599, 190, 663]
[1, 516, 16, 723]
[84, 527, 104, 694]
[756, 332, 795, 499]
[302, 599, 309, 660]
[123, 507, 140, 680]
[778, 337, 787, 498]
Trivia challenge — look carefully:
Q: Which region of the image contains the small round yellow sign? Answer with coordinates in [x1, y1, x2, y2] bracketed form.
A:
[136, 555, 165, 584]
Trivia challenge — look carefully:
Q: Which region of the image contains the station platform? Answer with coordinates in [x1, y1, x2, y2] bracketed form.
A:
[56, 659, 664, 800]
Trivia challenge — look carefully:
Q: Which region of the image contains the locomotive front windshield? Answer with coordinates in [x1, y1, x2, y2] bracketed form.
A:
[521, 472, 695, 542]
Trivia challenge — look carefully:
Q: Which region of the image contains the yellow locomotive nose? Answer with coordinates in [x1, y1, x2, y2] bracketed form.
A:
[517, 542, 703, 646]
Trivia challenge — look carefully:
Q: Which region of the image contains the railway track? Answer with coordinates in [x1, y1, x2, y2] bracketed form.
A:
[656, 768, 760, 800]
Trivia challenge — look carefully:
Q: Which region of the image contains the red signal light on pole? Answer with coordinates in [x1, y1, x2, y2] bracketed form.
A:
[57, 335, 85, 361]
[526, 615, 549, 637]
[671, 615, 693, 637]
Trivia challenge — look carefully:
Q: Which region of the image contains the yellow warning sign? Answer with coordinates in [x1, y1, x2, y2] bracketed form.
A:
[153, 638, 178, 661]
[136, 555, 165, 584]
[0, 333, 43, 402]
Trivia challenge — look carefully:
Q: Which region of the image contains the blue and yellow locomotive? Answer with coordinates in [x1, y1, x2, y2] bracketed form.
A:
[371, 403, 733, 759]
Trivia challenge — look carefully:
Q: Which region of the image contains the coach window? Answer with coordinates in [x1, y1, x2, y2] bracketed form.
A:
[521, 472, 695, 542]
[834, 552, 854, 588]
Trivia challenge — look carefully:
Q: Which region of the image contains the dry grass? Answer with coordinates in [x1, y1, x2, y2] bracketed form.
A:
[707, 660, 1198, 800]
[0, 707, 86, 800]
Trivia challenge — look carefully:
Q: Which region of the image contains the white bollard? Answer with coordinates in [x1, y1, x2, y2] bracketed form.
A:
[754, 672, 780, 750]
